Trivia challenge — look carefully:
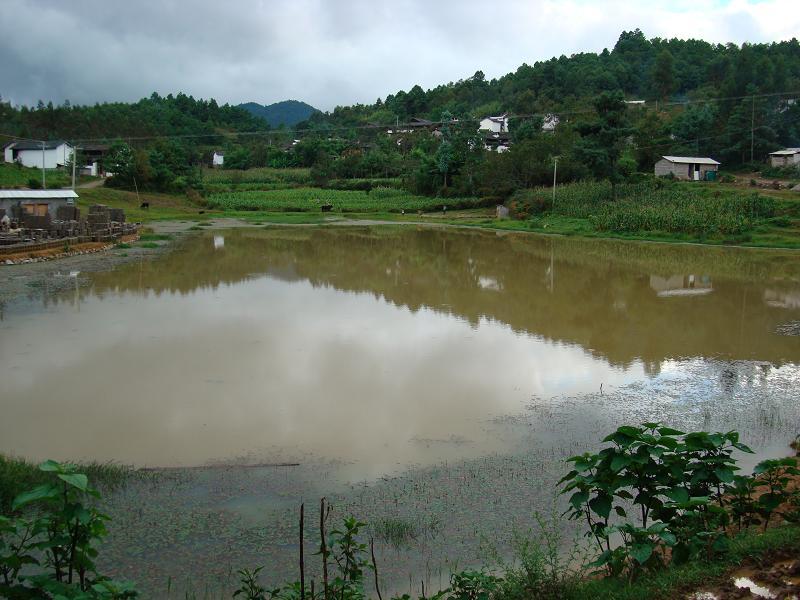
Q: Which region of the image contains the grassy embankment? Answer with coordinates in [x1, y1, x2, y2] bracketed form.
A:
[0, 162, 77, 189]
[65, 166, 800, 249]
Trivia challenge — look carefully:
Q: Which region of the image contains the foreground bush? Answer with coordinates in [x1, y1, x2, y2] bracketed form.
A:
[0, 460, 137, 598]
[561, 423, 800, 578]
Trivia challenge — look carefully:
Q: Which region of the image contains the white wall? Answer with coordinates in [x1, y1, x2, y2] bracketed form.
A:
[3, 145, 13, 163]
[212, 152, 224, 167]
[14, 144, 74, 169]
[479, 117, 507, 134]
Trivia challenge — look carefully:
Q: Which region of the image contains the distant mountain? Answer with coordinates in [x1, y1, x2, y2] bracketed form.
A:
[238, 100, 319, 128]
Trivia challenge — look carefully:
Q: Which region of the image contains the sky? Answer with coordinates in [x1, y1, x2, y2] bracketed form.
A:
[0, 0, 798, 111]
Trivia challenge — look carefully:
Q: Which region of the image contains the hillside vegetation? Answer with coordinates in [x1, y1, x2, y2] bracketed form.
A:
[239, 100, 319, 127]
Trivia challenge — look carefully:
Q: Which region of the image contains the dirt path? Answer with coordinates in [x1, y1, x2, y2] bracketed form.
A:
[76, 178, 106, 189]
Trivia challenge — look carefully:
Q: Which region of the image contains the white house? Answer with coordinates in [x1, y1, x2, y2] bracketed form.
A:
[542, 114, 560, 132]
[768, 148, 800, 168]
[479, 114, 508, 134]
[212, 151, 224, 167]
[0, 189, 78, 218]
[4, 140, 74, 169]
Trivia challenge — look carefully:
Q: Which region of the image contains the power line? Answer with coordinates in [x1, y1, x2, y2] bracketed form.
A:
[1, 89, 797, 146]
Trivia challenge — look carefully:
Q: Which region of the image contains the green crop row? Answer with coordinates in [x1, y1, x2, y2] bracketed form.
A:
[201, 167, 312, 185]
[513, 180, 776, 235]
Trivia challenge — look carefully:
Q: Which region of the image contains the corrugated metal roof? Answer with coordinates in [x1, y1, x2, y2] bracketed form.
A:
[662, 156, 720, 165]
[0, 190, 79, 199]
[769, 148, 800, 155]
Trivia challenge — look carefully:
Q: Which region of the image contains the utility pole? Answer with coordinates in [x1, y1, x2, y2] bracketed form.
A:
[750, 94, 755, 163]
[552, 156, 559, 211]
[71, 144, 78, 190]
[41, 142, 46, 189]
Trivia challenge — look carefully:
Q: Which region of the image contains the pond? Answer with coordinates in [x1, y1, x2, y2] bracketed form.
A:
[1, 226, 799, 596]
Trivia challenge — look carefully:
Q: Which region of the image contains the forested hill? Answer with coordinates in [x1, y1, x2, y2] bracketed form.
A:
[302, 29, 800, 129]
[239, 100, 319, 127]
[0, 92, 269, 142]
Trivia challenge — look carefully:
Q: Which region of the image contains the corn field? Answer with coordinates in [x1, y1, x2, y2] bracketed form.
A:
[515, 181, 776, 235]
[201, 167, 312, 185]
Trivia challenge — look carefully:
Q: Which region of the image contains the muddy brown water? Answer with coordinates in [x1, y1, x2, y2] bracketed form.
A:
[1, 226, 799, 596]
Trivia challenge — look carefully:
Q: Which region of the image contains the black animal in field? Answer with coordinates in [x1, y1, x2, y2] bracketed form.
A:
[140, 202, 150, 210]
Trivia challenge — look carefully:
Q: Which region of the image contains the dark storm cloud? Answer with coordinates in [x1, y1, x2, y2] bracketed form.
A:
[0, 0, 796, 110]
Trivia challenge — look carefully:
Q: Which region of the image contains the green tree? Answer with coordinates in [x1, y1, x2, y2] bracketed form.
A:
[651, 49, 676, 100]
[574, 91, 632, 199]
[225, 146, 252, 170]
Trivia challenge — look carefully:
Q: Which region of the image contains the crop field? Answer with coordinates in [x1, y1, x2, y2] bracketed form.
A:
[206, 187, 485, 213]
[201, 167, 312, 185]
[514, 181, 776, 236]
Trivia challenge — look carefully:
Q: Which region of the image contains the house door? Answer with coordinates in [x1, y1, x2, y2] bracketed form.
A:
[693, 164, 700, 181]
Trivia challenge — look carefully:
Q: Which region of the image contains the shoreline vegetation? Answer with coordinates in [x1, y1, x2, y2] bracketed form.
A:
[63, 167, 800, 252]
[2, 428, 798, 599]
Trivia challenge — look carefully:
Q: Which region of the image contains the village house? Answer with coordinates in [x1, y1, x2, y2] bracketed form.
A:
[483, 132, 512, 153]
[212, 151, 224, 167]
[768, 148, 800, 168]
[478, 113, 509, 134]
[0, 189, 79, 219]
[3, 140, 75, 169]
[388, 117, 434, 135]
[654, 156, 720, 181]
[542, 114, 559, 132]
[79, 144, 111, 177]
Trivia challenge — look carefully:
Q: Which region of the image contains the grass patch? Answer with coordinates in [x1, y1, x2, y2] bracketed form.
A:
[372, 517, 418, 550]
[565, 525, 800, 600]
[0, 162, 77, 189]
[206, 187, 484, 213]
[201, 166, 312, 186]
[138, 233, 172, 241]
[0, 453, 134, 513]
[138, 241, 159, 248]
[115, 242, 132, 249]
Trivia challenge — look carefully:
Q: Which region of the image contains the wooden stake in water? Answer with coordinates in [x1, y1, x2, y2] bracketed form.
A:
[300, 503, 305, 600]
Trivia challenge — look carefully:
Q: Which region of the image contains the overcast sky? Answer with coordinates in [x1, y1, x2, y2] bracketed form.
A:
[1, 0, 798, 111]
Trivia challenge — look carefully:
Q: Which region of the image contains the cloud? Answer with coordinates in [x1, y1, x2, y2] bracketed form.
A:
[0, 0, 797, 110]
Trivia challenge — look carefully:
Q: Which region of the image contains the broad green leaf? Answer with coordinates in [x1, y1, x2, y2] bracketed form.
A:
[38, 459, 63, 473]
[758, 493, 782, 511]
[610, 455, 630, 473]
[569, 491, 589, 510]
[630, 542, 654, 564]
[714, 468, 735, 483]
[57, 473, 88, 491]
[657, 427, 685, 436]
[12, 484, 59, 510]
[589, 495, 612, 520]
[664, 488, 689, 504]
[659, 531, 677, 546]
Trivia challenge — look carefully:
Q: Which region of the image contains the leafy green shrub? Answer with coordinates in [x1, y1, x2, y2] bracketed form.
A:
[561, 424, 754, 576]
[561, 423, 800, 580]
[0, 460, 137, 598]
